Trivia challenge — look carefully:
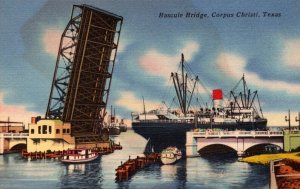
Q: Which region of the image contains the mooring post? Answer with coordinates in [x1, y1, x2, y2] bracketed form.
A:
[285, 109, 291, 132]
[295, 112, 300, 130]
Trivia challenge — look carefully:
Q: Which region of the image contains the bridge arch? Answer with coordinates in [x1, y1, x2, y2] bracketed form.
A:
[9, 139, 27, 152]
[198, 144, 237, 156]
[244, 143, 282, 156]
[10, 143, 26, 152]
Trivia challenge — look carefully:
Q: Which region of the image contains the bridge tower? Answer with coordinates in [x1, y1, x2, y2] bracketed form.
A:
[45, 4, 123, 143]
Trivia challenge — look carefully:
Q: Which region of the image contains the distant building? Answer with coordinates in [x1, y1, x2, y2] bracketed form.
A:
[0, 121, 24, 133]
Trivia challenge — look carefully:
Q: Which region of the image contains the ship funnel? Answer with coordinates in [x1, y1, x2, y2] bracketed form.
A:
[212, 89, 223, 108]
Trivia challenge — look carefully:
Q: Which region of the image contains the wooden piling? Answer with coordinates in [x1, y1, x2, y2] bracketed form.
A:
[115, 152, 160, 181]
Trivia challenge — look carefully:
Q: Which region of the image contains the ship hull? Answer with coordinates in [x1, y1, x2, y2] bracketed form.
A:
[132, 120, 267, 154]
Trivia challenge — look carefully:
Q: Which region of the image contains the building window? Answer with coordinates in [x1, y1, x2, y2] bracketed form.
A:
[31, 129, 34, 134]
[38, 126, 41, 134]
[42, 125, 47, 134]
[49, 126, 52, 134]
[67, 129, 70, 133]
[56, 129, 60, 134]
[63, 129, 66, 134]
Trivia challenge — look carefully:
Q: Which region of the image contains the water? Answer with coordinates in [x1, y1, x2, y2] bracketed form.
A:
[0, 130, 269, 189]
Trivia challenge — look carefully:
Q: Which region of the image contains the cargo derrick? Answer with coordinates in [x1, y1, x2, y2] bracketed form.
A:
[46, 4, 123, 144]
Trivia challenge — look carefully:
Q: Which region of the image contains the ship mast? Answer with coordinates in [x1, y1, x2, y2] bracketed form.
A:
[243, 74, 247, 108]
[182, 54, 187, 116]
[142, 96, 146, 120]
[171, 54, 198, 117]
[229, 74, 264, 118]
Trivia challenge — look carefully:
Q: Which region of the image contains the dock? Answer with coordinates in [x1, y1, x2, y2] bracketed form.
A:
[21, 142, 122, 160]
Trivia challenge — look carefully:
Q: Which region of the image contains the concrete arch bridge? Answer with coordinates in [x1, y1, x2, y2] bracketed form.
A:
[186, 130, 283, 157]
[0, 133, 28, 154]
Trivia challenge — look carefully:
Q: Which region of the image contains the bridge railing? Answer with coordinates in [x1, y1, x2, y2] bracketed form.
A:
[191, 130, 283, 138]
[284, 130, 300, 134]
[0, 133, 29, 138]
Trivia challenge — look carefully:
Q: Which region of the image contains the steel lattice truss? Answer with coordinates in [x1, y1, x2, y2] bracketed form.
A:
[46, 5, 123, 138]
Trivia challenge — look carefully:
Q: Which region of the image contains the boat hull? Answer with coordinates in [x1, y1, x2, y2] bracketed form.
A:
[109, 127, 121, 135]
[61, 154, 99, 163]
[160, 155, 182, 165]
[119, 125, 127, 132]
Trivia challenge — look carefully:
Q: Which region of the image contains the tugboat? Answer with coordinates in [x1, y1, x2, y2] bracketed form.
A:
[160, 147, 182, 165]
[61, 148, 98, 163]
[132, 54, 267, 153]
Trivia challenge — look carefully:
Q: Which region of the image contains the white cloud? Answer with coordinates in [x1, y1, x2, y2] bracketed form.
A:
[138, 49, 178, 78]
[42, 27, 62, 56]
[282, 38, 300, 68]
[139, 41, 200, 78]
[217, 53, 246, 80]
[115, 91, 161, 112]
[217, 52, 300, 94]
[181, 41, 200, 62]
[118, 38, 130, 53]
[0, 92, 41, 127]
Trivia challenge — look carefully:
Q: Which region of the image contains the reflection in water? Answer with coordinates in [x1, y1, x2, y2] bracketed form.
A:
[65, 164, 86, 175]
[61, 160, 103, 189]
[160, 159, 187, 189]
[186, 155, 268, 189]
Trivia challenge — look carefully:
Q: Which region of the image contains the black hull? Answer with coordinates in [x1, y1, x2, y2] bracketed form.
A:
[119, 126, 127, 132]
[132, 120, 267, 154]
[109, 128, 120, 135]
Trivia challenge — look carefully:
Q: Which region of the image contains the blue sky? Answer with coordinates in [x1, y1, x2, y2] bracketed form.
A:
[0, 0, 299, 126]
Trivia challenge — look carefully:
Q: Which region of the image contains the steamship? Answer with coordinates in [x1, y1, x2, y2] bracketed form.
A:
[131, 54, 267, 152]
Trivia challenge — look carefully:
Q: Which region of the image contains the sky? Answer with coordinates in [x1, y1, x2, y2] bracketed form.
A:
[0, 0, 299, 127]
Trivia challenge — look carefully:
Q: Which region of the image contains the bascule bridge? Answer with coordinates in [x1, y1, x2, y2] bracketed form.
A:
[45, 4, 123, 144]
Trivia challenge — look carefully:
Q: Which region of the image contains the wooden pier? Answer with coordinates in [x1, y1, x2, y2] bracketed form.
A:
[21, 142, 122, 160]
[115, 153, 160, 181]
[21, 150, 64, 160]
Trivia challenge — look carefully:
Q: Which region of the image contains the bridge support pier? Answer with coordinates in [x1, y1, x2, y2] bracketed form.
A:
[237, 151, 245, 157]
[283, 131, 300, 152]
[186, 132, 198, 157]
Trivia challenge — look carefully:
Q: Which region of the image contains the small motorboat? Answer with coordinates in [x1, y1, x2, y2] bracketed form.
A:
[160, 147, 182, 165]
[61, 148, 99, 163]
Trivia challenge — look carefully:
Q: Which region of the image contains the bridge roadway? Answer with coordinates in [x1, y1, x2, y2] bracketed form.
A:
[186, 130, 284, 157]
[0, 133, 28, 154]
